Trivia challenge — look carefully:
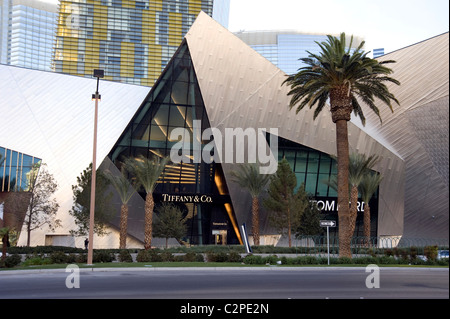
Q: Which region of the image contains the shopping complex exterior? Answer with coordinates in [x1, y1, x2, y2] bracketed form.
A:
[0, 13, 448, 248]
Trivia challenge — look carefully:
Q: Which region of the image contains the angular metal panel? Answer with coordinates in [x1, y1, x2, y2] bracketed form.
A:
[185, 12, 406, 238]
[0, 64, 150, 247]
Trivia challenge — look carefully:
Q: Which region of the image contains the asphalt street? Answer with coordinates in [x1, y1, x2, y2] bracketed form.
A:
[0, 267, 448, 300]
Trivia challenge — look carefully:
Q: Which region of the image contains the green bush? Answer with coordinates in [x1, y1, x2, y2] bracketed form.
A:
[159, 251, 174, 262]
[0, 254, 22, 268]
[424, 245, 438, 261]
[243, 254, 264, 265]
[263, 255, 279, 265]
[377, 255, 398, 264]
[76, 253, 87, 263]
[183, 252, 204, 262]
[227, 251, 242, 263]
[136, 250, 150, 262]
[118, 250, 133, 263]
[206, 251, 229, 262]
[22, 256, 52, 266]
[93, 250, 114, 263]
[50, 251, 69, 264]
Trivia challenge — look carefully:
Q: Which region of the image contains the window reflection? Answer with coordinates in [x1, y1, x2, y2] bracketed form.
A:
[0, 146, 41, 192]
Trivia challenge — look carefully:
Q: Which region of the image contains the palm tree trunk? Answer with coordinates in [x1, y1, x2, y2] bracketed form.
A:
[349, 185, 359, 237]
[251, 196, 260, 246]
[287, 206, 292, 248]
[27, 213, 32, 247]
[119, 204, 128, 249]
[144, 193, 154, 250]
[336, 119, 352, 258]
[363, 204, 371, 245]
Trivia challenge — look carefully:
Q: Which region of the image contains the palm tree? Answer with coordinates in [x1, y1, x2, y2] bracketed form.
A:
[230, 163, 270, 246]
[124, 155, 169, 250]
[283, 33, 399, 258]
[359, 171, 383, 244]
[104, 168, 136, 249]
[347, 153, 378, 237]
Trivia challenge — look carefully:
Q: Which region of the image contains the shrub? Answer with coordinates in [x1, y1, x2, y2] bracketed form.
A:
[410, 246, 418, 260]
[227, 251, 242, 263]
[159, 251, 174, 262]
[0, 254, 22, 268]
[76, 253, 87, 263]
[93, 250, 114, 263]
[424, 245, 438, 261]
[206, 251, 229, 262]
[183, 251, 205, 262]
[50, 251, 69, 264]
[22, 256, 52, 266]
[263, 255, 278, 265]
[136, 250, 150, 262]
[118, 250, 133, 263]
[243, 254, 264, 265]
[337, 257, 353, 264]
[377, 256, 397, 264]
[384, 248, 393, 257]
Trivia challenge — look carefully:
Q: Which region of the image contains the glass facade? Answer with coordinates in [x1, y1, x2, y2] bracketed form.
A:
[54, 0, 227, 86]
[235, 31, 364, 76]
[276, 135, 379, 238]
[0, 0, 57, 71]
[0, 146, 41, 192]
[108, 41, 241, 245]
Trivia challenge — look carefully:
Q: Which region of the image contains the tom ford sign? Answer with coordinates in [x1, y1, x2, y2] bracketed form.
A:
[161, 193, 213, 203]
[311, 198, 371, 213]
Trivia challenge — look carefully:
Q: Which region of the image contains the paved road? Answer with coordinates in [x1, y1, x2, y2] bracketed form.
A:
[0, 267, 448, 300]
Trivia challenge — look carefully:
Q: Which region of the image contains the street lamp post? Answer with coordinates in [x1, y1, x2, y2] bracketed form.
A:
[87, 69, 104, 265]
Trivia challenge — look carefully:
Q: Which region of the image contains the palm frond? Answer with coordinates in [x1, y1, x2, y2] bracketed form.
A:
[282, 32, 400, 125]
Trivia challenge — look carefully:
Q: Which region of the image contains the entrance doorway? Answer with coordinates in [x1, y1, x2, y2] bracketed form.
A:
[212, 230, 227, 245]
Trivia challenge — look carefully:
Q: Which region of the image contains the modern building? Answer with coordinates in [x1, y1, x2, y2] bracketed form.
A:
[0, 0, 58, 71]
[54, 0, 230, 86]
[0, 146, 41, 238]
[373, 48, 384, 58]
[0, 13, 447, 248]
[234, 30, 365, 75]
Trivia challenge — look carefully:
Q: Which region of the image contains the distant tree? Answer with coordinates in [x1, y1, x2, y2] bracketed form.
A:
[22, 163, 61, 246]
[153, 203, 187, 249]
[230, 163, 270, 246]
[295, 198, 323, 237]
[69, 163, 113, 237]
[263, 158, 309, 247]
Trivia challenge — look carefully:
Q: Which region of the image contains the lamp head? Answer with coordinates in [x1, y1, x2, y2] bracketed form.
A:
[93, 69, 104, 78]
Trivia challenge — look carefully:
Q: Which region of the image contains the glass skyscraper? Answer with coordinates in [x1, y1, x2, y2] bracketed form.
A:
[54, 0, 229, 86]
[0, 0, 57, 71]
[235, 30, 365, 75]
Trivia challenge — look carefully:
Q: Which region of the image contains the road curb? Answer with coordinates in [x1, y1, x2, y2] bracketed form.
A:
[1, 266, 448, 275]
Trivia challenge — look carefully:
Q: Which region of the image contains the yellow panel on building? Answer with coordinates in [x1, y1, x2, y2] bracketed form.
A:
[84, 39, 100, 75]
[168, 12, 183, 47]
[151, 0, 163, 11]
[122, 0, 135, 9]
[189, 0, 203, 16]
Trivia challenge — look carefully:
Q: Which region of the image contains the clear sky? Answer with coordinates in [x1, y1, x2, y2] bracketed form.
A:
[228, 0, 449, 54]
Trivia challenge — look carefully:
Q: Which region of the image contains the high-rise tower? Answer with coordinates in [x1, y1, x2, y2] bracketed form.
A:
[54, 0, 229, 86]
